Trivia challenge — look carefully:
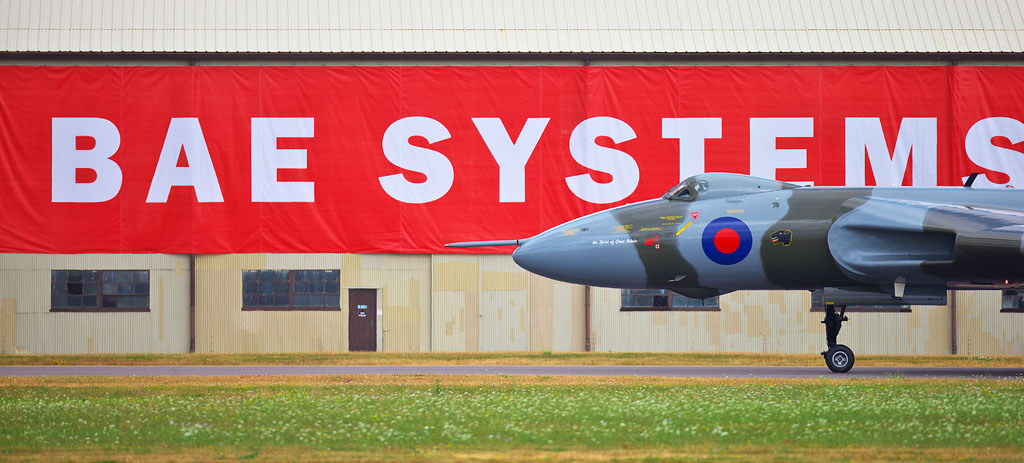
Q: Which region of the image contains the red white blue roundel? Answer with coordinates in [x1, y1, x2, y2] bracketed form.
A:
[701, 217, 753, 265]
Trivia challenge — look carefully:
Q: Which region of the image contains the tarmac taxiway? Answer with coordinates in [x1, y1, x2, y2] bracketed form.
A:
[2, 365, 1022, 379]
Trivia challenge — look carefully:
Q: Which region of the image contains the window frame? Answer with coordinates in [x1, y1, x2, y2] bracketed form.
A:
[50, 270, 151, 313]
[241, 269, 342, 311]
[808, 290, 911, 313]
[619, 289, 721, 312]
[1000, 290, 1024, 313]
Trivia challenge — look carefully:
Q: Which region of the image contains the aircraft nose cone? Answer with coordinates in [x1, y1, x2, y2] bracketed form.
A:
[512, 214, 649, 288]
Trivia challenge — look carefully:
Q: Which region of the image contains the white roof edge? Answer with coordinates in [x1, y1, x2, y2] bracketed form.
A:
[1, 0, 1022, 54]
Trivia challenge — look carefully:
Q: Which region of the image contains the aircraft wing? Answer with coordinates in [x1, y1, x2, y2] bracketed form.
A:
[827, 197, 1024, 284]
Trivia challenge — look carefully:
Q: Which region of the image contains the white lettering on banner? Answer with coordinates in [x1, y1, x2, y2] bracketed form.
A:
[46, 115, 1024, 207]
[964, 117, 1024, 188]
[251, 118, 315, 202]
[146, 118, 224, 203]
[51, 117, 123, 203]
[844, 117, 937, 186]
[750, 117, 815, 185]
[566, 116, 640, 204]
[473, 117, 550, 203]
[379, 116, 454, 204]
[662, 118, 722, 182]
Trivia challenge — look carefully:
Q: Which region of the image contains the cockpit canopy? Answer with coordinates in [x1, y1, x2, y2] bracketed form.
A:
[663, 173, 801, 201]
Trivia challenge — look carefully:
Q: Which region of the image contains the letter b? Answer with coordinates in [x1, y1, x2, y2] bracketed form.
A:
[52, 117, 123, 202]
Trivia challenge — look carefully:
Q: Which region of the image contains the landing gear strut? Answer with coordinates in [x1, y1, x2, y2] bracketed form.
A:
[821, 303, 854, 373]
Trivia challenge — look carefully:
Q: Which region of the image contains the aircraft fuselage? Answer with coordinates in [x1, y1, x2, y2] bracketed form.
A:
[511, 179, 1024, 299]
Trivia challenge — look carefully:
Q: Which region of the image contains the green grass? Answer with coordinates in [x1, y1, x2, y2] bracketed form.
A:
[1, 380, 1022, 458]
[2, 351, 1023, 367]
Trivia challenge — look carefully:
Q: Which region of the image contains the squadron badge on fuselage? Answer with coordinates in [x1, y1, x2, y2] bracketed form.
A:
[770, 229, 793, 246]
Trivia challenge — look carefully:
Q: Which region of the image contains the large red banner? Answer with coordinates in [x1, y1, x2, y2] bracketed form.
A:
[0, 66, 1022, 254]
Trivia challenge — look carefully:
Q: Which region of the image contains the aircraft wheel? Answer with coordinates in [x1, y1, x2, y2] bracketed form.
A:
[824, 344, 855, 373]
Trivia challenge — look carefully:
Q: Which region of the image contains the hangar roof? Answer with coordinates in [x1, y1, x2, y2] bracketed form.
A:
[1, 0, 1022, 55]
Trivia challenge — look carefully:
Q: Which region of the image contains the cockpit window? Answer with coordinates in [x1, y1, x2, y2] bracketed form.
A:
[662, 173, 800, 202]
[663, 183, 692, 200]
[663, 180, 708, 201]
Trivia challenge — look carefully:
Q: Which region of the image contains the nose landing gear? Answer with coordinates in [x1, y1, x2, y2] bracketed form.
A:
[821, 302, 854, 373]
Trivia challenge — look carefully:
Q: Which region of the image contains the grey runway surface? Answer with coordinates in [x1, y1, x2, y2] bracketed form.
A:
[2, 365, 1023, 379]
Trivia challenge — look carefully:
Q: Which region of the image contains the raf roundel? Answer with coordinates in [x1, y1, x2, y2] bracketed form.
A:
[701, 216, 753, 265]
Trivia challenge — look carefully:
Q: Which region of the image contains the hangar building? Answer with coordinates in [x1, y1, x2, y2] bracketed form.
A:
[2, 0, 1024, 356]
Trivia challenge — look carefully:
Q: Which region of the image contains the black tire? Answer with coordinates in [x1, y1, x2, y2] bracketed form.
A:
[824, 344, 855, 373]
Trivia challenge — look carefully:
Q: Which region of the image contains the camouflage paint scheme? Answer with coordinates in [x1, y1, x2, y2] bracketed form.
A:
[488, 173, 1024, 306]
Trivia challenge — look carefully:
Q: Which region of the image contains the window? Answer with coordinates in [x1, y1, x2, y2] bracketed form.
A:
[242, 270, 341, 311]
[620, 289, 720, 312]
[50, 270, 150, 312]
[809, 290, 910, 313]
[1001, 290, 1024, 313]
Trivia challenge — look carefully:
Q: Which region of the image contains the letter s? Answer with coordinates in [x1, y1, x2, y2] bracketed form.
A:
[378, 117, 454, 204]
[964, 117, 1024, 188]
[565, 117, 639, 204]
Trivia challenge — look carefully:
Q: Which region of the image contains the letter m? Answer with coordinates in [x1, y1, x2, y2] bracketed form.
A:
[845, 117, 937, 187]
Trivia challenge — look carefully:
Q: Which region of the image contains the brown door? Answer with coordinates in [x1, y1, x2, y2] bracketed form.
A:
[348, 289, 377, 352]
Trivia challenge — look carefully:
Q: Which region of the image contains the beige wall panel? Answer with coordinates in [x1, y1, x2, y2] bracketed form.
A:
[567, 284, 586, 352]
[552, 283, 576, 352]
[0, 298, 15, 353]
[16, 313, 153, 353]
[431, 255, 478, 351]
[195, 254, 267, 270]
[431, 290, 466, 352]
[264, 253, 343, 270]
[590, 288, 956, 355]
[0, 254, 189, 354]
[957, 290, 1024, 356]
[234, 311, 346, 352]
[360, 260, 431, 352]
[479, 290, 530, 351]
[0, 270, 51, 315]
[727, 291, 818, 353]
[590, 287, 723, 352]
[342, 254, 362, 287]
[361, 254, 431, 271]
[432, 255, 479, 291]
[480, 255, 529, 291]
[529, 274, 555, 351]
[195, 254, 347, 353]
[464, 289, 480, 353]
[0, 254, 186, 271]
[196, 254, 261, 352]
[528, 276, 583, 352]
[477, 255, 530, 350]
[832, 306, 950, 355]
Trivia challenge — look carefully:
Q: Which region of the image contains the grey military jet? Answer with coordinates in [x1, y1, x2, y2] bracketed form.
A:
[447, 173, 1024, 373]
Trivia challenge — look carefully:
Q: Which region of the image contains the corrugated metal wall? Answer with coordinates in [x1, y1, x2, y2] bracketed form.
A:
[353, 254, 431, 352]
[430, 254, 582, 352]
[2, 0, 1022, 54]
[591, 288, 994, 355]
[478, 255, 530, 351]
[195, 254, 349, 353]
[195, 253, 430, 353]
[431, 254, 476, 352]
[0, 254, 190, 354]
[1, 252, 1022, 355]
[955, 291, 1024, 356]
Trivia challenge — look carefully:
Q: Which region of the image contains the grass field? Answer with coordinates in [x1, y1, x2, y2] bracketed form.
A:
[1, 375, 1023, 462]
[3, 351, 1024, 367]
